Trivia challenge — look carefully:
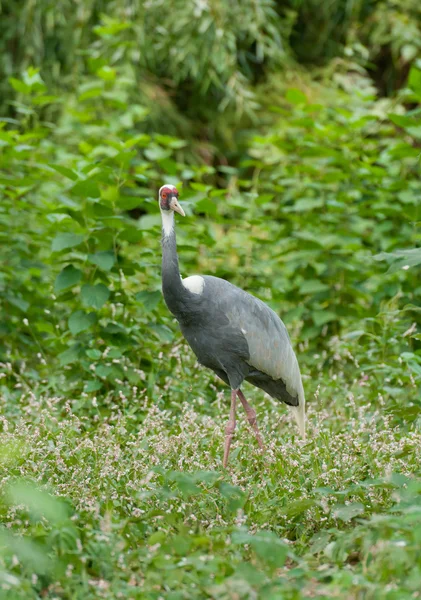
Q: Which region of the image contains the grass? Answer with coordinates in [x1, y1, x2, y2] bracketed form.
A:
[1, 56, 421, 600]
[1, 339, 421, 599]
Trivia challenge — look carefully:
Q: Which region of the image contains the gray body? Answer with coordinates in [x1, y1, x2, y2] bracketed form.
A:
[161, 226, 304, 408]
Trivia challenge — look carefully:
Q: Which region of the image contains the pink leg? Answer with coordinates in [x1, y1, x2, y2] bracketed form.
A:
[237, 389, 265, 452]
[223, 390, 237, 468]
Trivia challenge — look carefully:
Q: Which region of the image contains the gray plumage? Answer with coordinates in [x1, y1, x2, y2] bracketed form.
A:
[159, 190, 305, 439]
[179, 276, 302, 406]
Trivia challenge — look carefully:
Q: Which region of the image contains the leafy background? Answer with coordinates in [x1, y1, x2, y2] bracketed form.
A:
[0, 0, 421, 598]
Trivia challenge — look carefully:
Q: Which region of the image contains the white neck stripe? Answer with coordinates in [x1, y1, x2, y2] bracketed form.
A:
[161, 210, 174, 238]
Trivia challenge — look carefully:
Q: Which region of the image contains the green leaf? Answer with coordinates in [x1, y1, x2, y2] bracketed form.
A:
[312, 311, 337, 327]
[52, 233, 84, 252]
[135, 290, 161, 311]
[286, 88, 307, 105]
[299, 280, 329, 295]
[333, 502, 364, 522]
[169, 472, 201, 497]
[195, 197, 217, 216]
[58, 344, 82, 365]
[9, 77, 30, 94]
[94, 19, 131, 36]
[388, 114, 419, 129]
[81, 284, 110, 309]
[255, 193, 274, 206]
[138, 214, 162, 230]
[6, 294, 30, 312]
[144, 145, 171, 161]
[86, 349, 102, 360]
[218, 482, 245, 512]
[232, 530, 289, 568]
[287, 197, 324, 212]
[87, 251, 116, 271]
[54, 265, 82, 293]
[408, 67, 421, 95]
[282, 498, 316, 517]
[49, 164, 78, 181]
[149, 323, 174, 342]
[7, 481, 70, 525]
[84, 380, 103, 392]
[71, 179, 100, 198]
[97, 66, 116, 81]
[68, 311, 97, 335]
[374, 248, 421, 273]
[0, 530, 51, 575]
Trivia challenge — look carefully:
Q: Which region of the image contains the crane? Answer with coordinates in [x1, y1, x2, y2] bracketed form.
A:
[158, 184, 306, 467]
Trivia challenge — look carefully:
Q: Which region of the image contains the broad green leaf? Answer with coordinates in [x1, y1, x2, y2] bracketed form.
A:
[58, 344, 81, 365]
[312, 311, 337, 327]
[6, 294, 29, 312]
[9, 77, 30, 94]
[232, 530, 289, 567]
[49, 164, 78, 181]
[71, 179, 100, 198]
[84, 380, 103, 392]
[287, 198, 324, 212]
[135, 290, 161, 311]
[87, 251, 116, 271]
[299, 280, 329, 294]
[86, 349, 102, 360]
[255, 193, 274, 205]
[78, 86, 103, 102]
[144, 145, 171, 161]
[138, 214, 162, 230]
[282, 498, 316, 517]
[7, 481, 69, 525]
[149, 323, 174, 342]
[0, 530, 51, 575]
[81, 284, 110, 309]
[333, 502, 364, 522]
[94, 19, 131, 36]
[52, 233, 84, 252]
[195, 197, 217, 216]
[169, 472, 201, 497]
[388, 114, 419, 128]
[408, 67, 421, 95]
[68, 310, 97, 335]
[286, 88, 307, 105]
[218, 482, 245, 512]
[97, 66, 116, 81]
[95, 364, 114, 378]
[374, 248, 421, 273]
[54, 265, 82, 293]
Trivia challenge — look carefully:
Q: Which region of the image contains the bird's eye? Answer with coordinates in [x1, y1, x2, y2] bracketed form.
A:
[162, 192, 167, 199]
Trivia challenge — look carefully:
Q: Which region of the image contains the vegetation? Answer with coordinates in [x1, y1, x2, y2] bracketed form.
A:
[1, 1, 421, 598]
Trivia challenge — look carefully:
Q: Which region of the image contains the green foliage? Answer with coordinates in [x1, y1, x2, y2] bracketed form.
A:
[0, 10, 421, 598]
[2, 0, 421, 158]
[244, 84, 421, 343]
[2, 65, 419, 400]
[359, 0, 421, 93]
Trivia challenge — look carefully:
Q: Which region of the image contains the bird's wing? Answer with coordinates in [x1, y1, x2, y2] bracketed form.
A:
[208, 277, 304, 400]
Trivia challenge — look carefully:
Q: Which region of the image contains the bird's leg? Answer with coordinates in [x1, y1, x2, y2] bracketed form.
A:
[237, 389, 265, 452]
[223, 390, 237, 468]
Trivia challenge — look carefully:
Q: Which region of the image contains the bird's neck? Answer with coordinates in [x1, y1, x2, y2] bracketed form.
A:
[161, 211, 189, 318]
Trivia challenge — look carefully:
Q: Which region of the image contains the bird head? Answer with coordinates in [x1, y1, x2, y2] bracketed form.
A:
[159, 184, 185, 216]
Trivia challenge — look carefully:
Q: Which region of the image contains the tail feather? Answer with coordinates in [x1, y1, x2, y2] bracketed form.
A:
[289, 389, 306, 439]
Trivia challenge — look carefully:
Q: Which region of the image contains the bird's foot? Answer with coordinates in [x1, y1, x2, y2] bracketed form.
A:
[237, 389, 265, 453]
[223, 390, 237, 468]
[223, 422, 236, 468]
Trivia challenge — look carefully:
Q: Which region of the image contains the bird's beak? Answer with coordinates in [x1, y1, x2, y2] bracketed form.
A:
[170, 197, 185, 217]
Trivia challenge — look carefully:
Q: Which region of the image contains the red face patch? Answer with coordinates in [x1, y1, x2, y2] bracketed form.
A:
[160, 186, 178, 210]
[160, 186, 178, 198]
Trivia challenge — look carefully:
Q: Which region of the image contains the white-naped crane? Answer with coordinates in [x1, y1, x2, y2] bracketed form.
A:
[158, 184, 306, 467]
